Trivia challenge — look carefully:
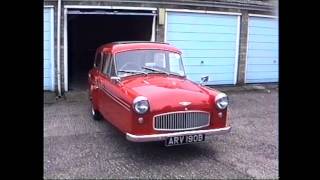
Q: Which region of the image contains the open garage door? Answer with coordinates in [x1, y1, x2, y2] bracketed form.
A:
[165, 11, 240, 85]
[66, 9, 156, 91]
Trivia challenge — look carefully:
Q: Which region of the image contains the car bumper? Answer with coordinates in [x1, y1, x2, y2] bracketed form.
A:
[126, 126, 231, 142]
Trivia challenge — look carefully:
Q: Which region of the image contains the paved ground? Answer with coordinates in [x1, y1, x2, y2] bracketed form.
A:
[44, 86, 278, 179]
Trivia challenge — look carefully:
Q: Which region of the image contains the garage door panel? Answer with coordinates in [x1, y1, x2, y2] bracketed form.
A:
[246, 57, 278, 65]
[168, 13, 238, 26]
[167, 32, 236, 42]
[44, 32, 50, 41]
[183, 49, 236, 58]
[43, 7, 54, 91]
[167, 24, 237, 34]
[248, 42, 278, 50]
[44, 77, 52, 89]
[43, 68, 52, 77]
[170, 41, 236, 50]
[44, 10, 50, 21]
[183, 57, 235, 66]
[44, 49, 51, 59]
[248, 34, 278, 43]
[246, 16, 278, 83]
[246, 64, 278, 72]
[249, 24, 278, 30]
[245, 78, 278, 83]
[247, 49, 278, 58]
[249, 18, 278, 29]
[246, 72, 278, 81]
[44, 23, 50, 31]
[187, 73, 234, 85]
[44, 40, 50, 50]
[246, 71, 278, 78]
[185, 65, 235, 73]
[248, 27, 278, 36]
[44, 17, 50, 23]
[44, 60, 52, 69]
[167, 11, 239, 85]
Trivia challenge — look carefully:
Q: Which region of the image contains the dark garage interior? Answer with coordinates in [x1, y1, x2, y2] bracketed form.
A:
[67, 11, 154, 90]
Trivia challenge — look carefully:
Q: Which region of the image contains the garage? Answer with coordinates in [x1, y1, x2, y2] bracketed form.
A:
[165, 11, 240, 85]
[44, 7, 55, 91]
[66, 8, 156, 90]
[245, 15, 278, 83]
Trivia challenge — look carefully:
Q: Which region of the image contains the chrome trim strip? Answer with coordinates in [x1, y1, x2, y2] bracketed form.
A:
[153, 110, 210, 131]
[133, 96, 148, 104]
[215, 93, 228, 102]
[100, 88, 131, 111]
[126, 126, 231, 142]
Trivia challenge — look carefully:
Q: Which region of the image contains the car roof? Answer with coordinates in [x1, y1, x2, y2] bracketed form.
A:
[97, 41, 182, 54]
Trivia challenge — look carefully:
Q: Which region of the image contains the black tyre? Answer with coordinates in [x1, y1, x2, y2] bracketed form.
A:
[91, 105, 101, 121]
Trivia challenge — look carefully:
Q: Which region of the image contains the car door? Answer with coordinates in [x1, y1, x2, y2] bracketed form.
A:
[89, 51, 103, 110]
[99, 54, 131, 131]
[98, 52, 114, 122]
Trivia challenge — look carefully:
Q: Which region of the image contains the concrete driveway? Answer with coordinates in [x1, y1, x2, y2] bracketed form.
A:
[44, 86, 278, 179]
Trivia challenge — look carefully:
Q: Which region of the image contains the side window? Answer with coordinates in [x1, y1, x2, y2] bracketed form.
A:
[94, 52, 101, 68]
[93, 53, 97, 67]
[99, 53, 105, 72]
[102, 53, 111, 75]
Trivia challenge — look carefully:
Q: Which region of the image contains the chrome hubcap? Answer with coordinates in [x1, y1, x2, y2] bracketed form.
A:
[91, 106, 95, 115]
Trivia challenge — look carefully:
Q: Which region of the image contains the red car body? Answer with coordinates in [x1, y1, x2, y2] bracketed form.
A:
[88, 41, 231, 145]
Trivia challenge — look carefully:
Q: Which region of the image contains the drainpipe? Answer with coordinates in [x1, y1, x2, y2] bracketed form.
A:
[56, 0, 62, 97]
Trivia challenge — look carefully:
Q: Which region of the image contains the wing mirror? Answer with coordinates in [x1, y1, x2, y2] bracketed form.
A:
[111, 76, 121, 83]
[200, 75, 209, 85]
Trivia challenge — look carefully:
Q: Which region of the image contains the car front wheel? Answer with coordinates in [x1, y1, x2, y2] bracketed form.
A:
[91, 105, 101, 121]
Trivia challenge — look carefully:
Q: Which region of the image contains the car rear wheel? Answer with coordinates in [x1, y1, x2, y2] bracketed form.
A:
[91, 105, 101, 121]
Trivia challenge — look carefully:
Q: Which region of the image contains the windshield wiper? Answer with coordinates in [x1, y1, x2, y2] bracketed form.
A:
[142, 66, 169, 75]
[118, 70, 147, 75]
[168, 72, 185, 77]
[142, 66, 185, 77]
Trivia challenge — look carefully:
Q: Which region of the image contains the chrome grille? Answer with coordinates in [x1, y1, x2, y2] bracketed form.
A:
[154, 111, 210, 131]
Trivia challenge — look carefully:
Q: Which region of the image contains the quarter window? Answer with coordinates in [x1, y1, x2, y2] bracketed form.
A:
[109, 57, 117, 77]
[102, 53, 111, 75]
[99, 53, 106, 72]
[94, 52, 102, 69]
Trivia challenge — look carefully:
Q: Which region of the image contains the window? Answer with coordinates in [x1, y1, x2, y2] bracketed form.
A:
[99, 53, 106, 72]
[102, 53, 111, 75]
[154, 53, 166, 68]
[94, 52, 102, 69]
[168, 53, 184, 75]
[115, 50, 185, 77]
[109, 57, 117, 77]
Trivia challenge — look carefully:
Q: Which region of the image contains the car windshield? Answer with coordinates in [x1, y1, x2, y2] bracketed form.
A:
[115, 50, 185, 78]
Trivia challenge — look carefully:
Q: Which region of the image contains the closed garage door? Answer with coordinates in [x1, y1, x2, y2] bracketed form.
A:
[44, 7, 54, 91]
[166, 11, 240, 85]
[245, 16, 278, 83]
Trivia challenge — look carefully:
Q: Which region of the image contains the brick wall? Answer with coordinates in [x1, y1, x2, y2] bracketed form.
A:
[43, 0, 277, 93]
[237, 11, 249, 85]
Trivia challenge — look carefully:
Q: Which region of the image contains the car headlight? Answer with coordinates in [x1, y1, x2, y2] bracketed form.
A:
[133, 96, 149, 114]
[215, 93, 228, 110]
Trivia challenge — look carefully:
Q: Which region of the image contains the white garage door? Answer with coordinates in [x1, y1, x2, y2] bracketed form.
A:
[44, 7, 55, 91]
[166, 11, 240, 85]
[245, 16, 279, 83]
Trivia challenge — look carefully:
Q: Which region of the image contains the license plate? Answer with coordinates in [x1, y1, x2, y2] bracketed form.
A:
[165, 134, 205, 146]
